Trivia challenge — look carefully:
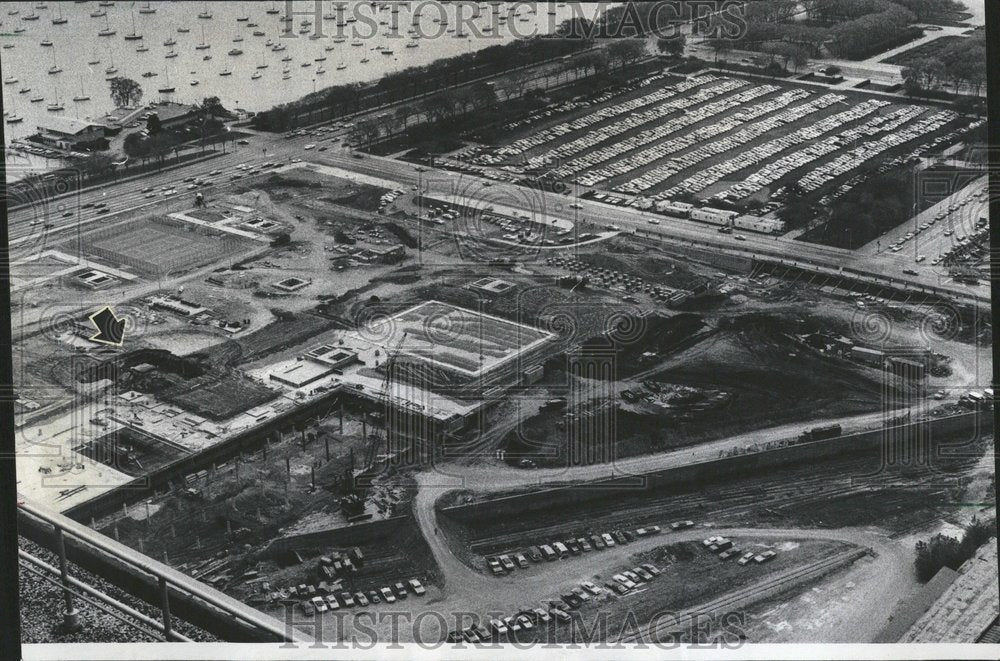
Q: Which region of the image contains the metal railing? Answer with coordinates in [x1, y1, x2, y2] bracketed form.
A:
[17, 497, 310, 644]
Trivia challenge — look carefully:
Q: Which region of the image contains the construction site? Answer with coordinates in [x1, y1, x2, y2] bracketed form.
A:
[11, 148, 995, 646]
[8, 9, 995, 645]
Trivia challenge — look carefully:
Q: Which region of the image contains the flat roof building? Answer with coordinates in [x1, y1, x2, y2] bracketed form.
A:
[36, 117, 108, 151]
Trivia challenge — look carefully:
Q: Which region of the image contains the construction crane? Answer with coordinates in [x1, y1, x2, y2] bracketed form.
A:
[363, 331, 406, 472]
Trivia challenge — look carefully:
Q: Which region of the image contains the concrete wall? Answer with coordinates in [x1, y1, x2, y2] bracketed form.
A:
[441, 412, 987, 522]
[18, 507, 291, 643]
[262, 515, 410, 557]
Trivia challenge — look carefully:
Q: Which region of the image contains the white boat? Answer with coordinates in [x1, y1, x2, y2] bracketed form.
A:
[360, 57, 369, 63]
[266, 2, 280, 15]
[18, 87, 30, 94]
[190, 79, 199, 86]
[3, 76, 17, 85]
[124, 8, 142, 40]
[198, 2, 212, 20]
[251, 71, 262, 80]
[165, 48, 178, 58]
[316, 67, 326, 74]
[177, 26, 190, 33]
[139, 2, 155, 15]
[30, 95, 44, 103]
[219, 68, 232, 76]
[73, 78, 90, 101]
[229, 48, 243, 56]
[158, 70, 175, 93]
[98, 14, 115, 36]
[336, 62, 346, 70]
[196, 24, 210, 49]
[164, 37, 176, 46]
[48, 48, 62, 75]
[6, 113, 24, 124]
[136, 38, 149, 53]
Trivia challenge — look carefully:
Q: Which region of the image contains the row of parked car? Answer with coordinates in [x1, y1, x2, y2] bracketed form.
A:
[486, 522, 694, 576]
[546, 255, 681, 300]
[487, 74, 716, 165]
[797, 108, 957, 195]
[543, 78, 750, 184]
[666, 98, 890, 205]
[296, 578, 426, 616]
[702, 536, 777, 565]
[612, 88, 817, 196]
[705, 99, 896, 204]
[448, 565, 666, 643]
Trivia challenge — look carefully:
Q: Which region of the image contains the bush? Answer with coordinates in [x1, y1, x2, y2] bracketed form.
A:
[914, 517, 996, 582]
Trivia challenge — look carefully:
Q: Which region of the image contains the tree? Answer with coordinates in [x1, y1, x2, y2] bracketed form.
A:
[108, 77, 143, 108]
[146, 113, 162, 135]
[607, 40, 647, 69]
[656, 34, 686, 58]
[123, 132, 149, 164]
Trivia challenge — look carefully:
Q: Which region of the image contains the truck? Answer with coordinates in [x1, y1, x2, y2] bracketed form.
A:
[798, 424, 842, 443]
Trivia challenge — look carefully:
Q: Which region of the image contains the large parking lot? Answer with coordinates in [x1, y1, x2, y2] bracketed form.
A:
[462, 69, 970, 231]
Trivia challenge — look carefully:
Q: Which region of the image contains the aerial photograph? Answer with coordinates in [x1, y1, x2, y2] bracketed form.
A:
[2, 0, 995, 656]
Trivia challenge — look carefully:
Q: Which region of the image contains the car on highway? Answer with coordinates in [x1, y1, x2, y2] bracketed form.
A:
[237, 139, 250, 145]
[569, 202, 582, 209]
[210, 170, 222, 176]
[648, 218, 660, 224]
[670, 521, 692, 531]
[303, 144, 316, 150]
[902, 268, 918, 276]
[62, 210, 73, 217]
[734, 234, 746, 241]
[141, 187, 154, 193]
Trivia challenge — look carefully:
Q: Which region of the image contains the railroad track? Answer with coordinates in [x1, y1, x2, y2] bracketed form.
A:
[617, 548, 868, 644]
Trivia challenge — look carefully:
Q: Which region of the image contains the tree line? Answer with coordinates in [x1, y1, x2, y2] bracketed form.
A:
[721, 0, 968, 62]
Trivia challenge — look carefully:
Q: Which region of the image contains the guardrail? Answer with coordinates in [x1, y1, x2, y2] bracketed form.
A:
[17, 498, 310, 644]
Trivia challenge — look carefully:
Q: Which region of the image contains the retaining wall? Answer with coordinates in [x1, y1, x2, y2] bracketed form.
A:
[441, 412, 987, 521]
